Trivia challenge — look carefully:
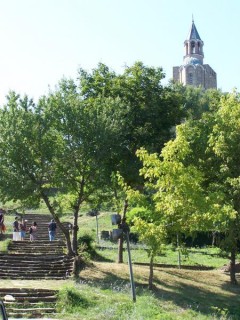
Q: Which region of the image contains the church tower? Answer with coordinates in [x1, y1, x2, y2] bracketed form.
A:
[173, 19, 217, 89]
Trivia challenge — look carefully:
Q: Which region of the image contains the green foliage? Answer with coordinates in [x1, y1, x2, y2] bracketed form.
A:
[78, 233, 99, 263]
[169, 81, 223, 119]
[127, 91, 240, 283]
[55, 279, 238, 320]
[57, 286, 94, 313]
[0, 238, 11, 253]
[78, 61, 185, 187]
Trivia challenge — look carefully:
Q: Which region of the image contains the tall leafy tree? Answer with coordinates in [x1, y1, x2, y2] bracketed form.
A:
[78, 62, 186, 262]
[78, 62, 185, 184]
[44, 79, 125, 255]
[128, 92, 240, 285]
[0, 86, 124, 264]
[0, 91, 76, 255]
[169, 80, 223, 120]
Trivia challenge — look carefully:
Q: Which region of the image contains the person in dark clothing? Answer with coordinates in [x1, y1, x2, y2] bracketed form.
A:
[48, 219, 57, 241]
[13, 216, 20, 241]
[0, 210, 4, 234]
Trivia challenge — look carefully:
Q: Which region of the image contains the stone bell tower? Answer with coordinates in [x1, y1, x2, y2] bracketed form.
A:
[173, 19, 217, 89]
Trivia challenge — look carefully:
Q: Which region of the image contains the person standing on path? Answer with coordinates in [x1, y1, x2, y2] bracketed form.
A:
[29, 221, 37, 241]
[48, 219, 57, 241]
[13, 216, 20, 241]
[20, 219, 27, 241]
[0, 209, 5, 234]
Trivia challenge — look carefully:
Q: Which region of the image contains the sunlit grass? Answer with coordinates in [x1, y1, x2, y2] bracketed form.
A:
[1, 209, 239, 319]
[56, 262, 240, 319]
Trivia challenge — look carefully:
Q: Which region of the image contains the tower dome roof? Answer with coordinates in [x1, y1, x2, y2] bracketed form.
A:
[183, 57, 202, 65]
[187, 20, 201, 40]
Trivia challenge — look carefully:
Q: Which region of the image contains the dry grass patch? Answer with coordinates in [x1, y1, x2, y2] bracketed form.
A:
[79, 262, 240, 318]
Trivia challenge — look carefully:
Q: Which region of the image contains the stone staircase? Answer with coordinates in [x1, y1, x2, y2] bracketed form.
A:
[0, 253, 73, 279]
[8, 240, 65, 255]
[0, 213, 74, 318]
[20, 213, 67, 241]
[0, 213, 74, 280]
[0, 288, 58, 319]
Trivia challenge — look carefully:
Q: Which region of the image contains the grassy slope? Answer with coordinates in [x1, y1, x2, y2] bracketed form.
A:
[1, 211, 240, 319]
[0, 264, 239, 319]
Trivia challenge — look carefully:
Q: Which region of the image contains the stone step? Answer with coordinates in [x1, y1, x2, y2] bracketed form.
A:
[0, 259, 73, 265]
[0, 270, 72, 276]
[8, 250, 64, 253]
[0, 253, 72, 259]
[0, 259, 70, 264]
[0, 262, 73, 268]
[0, 287, 58, 318]
[8, 250, 64, 254]
[7, 312, 55, 319]
[0, 265, 72, 271]
[9, 240, 65, 244]
[8, 306, 56, 311]
[0, 261, 73, 266]
[5, 302, 56, 308]
[0, 264, 72, 268]
[7, 307, 56, 314]
[0, 274, 67, 279]
[0, 289, 57, 295]
[4, 296, 57, 302]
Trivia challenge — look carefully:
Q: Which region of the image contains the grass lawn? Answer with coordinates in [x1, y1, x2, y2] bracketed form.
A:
[1, 262, 238, 320]
[0, 210, 240, 319]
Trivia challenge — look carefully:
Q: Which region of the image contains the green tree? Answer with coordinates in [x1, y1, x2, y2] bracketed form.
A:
[78, 62, 186, 263]
[129, 92, 240, 285]
[78, 62, 185, 184]
[125, 146, 222, 288]
[0, 87, 124, 264]
[169, 81, 223, 120]
[0, 91, 76, 255]
[44, 79, 125, 256]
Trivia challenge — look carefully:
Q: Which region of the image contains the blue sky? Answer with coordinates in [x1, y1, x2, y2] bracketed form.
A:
[0, 0, 238, 103]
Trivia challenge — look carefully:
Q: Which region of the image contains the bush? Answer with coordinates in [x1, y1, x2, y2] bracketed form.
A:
[57, 286, 94, 314]
[78, 234, 96, 261]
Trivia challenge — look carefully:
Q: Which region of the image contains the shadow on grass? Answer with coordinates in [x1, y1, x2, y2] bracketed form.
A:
[78, 265, 240, 319]
[188, 249, 228, 258]
[91, 250, 114, 263]
[134, 262, 214, 270]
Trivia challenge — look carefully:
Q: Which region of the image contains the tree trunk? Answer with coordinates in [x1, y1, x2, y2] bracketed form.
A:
[41, 191, 75, 256]
[148, 254, 154, 290]
[230, 248, 238, 285]
[117, 236, 124, 263]
[72, 256, 82, 278]
[54, 215, 73, 256]
[117, 199, 128, 263]
[72, 210, 79, 255]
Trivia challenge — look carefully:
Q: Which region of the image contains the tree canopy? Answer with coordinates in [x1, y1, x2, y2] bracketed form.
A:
[127, 91, 240, 284]
[0, 62, 186, 259]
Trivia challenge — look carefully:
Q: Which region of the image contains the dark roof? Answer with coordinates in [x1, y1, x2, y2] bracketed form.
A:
[187, 20, 201, 41]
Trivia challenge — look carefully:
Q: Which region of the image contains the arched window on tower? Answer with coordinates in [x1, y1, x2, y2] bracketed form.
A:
[187, 66, 194, 85]
[191, 41, 195, 54]
[188, 72, 193, 84]
[198, 42, 201, 54]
